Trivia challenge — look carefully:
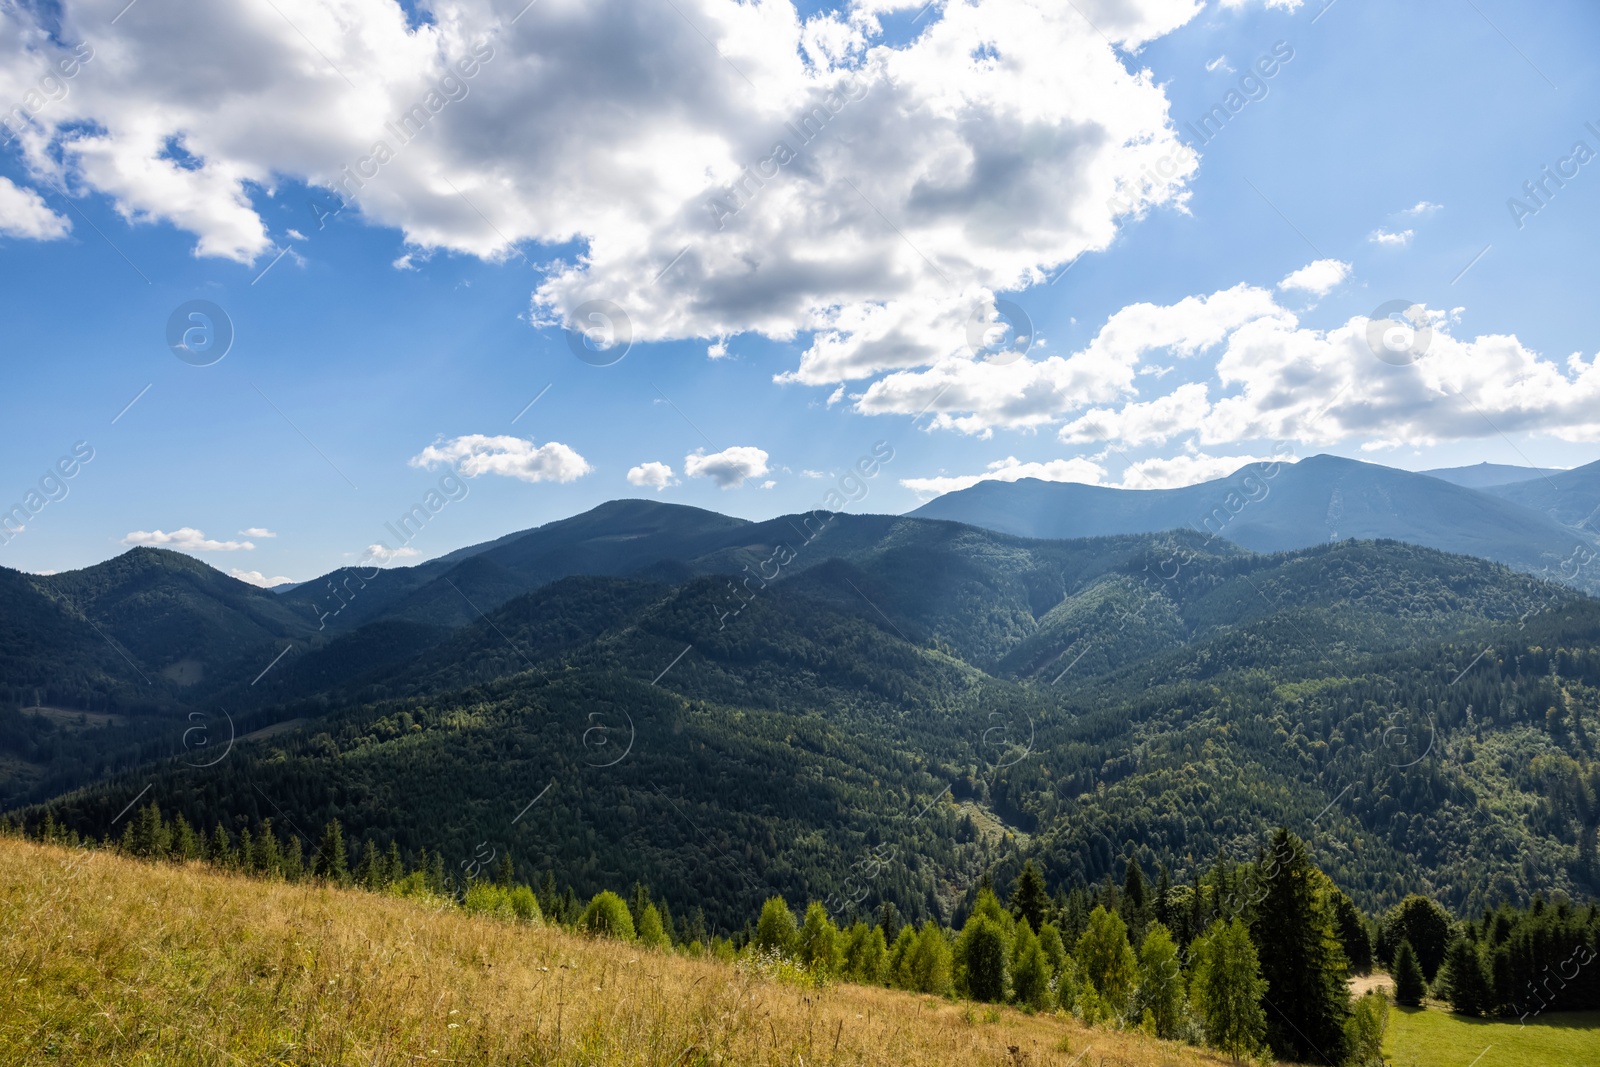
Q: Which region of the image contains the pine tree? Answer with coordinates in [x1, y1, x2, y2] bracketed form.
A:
[888, 925, 918, 987]
[312, 819, 349, 884]
[1135, 923, 1185, 1039]
[131, 803, 169, 858]
[1393, 940, 1426, 1007]
[1441, 937, 1490, 1016]
[169, 814, 199, 861]
[1332, 890, 1374, 974]
[1250, 828, 1351, 1063]
[629, 881, 651, 932]
[254, 820, 282, 877]
[656, 899, 677, 947]
[754, 897, 799, 957]
[1011, 919, 1053, 1011]
[384, 841, 404, 886]
[496, 852, 514, 888]
[877, 900, 901, 945]
[1010, 860, 1051, 934]
[1379, 895, 1452, 982]
[908, 921, 954, 995]
[797, 902, 839, 974]
[1075, 905, 1137, 1019]
[637, 903, 670, 949]
[537, 870, 559, 916]
[207, 824, 233, 868]
[355, 839, 382, 890]
[1039, 922, 1068, 979]
[1190, 918, 1267, 1062]
[283, 835, 304, 881]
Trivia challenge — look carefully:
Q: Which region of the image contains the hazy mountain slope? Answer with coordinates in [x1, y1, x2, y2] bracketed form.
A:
[1423, 461, 1566, 488]
[911, 455, 1598, 589]
[1482, 457, 1600, 529]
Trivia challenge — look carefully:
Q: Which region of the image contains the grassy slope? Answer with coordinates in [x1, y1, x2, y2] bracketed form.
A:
[0, 838, 1222, 1067]
[1385, 1006, 1600, 1067]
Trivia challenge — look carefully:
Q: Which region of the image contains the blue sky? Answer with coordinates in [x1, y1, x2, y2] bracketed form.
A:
[1, 0, 1598, 584]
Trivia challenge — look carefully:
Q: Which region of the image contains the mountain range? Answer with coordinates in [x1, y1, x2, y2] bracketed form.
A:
[911, 454, 1600, 590]
[3, 452, 1598, 932]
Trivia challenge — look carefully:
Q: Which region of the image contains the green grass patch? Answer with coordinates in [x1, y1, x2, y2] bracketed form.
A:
[1385, 1005, 1600, 1067]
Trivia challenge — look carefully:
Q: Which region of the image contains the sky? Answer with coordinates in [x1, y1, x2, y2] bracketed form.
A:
[1, 0, 1599, 585]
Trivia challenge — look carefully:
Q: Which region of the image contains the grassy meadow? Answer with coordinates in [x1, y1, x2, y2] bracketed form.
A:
[1384, 1005, 1600, 1067]
[0, 837, 1224, 1067]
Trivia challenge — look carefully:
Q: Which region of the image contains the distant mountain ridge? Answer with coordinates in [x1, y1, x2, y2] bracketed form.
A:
[910, 454, 1600, 591]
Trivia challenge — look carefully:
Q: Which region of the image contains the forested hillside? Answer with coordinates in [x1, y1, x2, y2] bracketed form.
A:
[7, 509, 1597, 936]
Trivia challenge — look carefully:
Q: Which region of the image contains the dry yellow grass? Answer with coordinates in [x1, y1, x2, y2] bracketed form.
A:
[0, 837, 1237, 1067]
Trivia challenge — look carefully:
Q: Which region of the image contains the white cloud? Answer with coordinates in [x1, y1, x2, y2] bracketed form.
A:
[707, 341, 729, 360]
[410, 434, 592, 484]
[0, 177, 69, 240]
[122, 528, 254, 551]
[0, 0, 1207, 378]
[853, 283, 1288, 434]
[1277, 258, 1351, 296]
[1115, 451, 1288, 489]
[230, 568, 295, 588]
[1205, 55, 1233, 73]
[239, 527, 277, 538]
[1368, 227, 1414, 247]
[392, 253, 419, 271]
[1403, 200, 1442, 216]
[900, 455, 1107, 497]
[1059, 382, 1211, 444]
[626, 461, 677, 490]
[800, 469, 827, 479]
[365, 543, 421, 563]
[1219, 0, 1304, 9]
[684, 446, 770, 489]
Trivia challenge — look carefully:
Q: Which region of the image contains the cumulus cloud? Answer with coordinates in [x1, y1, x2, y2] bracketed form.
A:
[684, 446, 770, 489]
[365, 543, 421, 563]
[1205, 55, 1233, 73]
[1115, 451, 1289, 489]
[0, 0, 1207, 378]
[239, 527, 277, 538]
[123, 528, 254, 551]
[0, 177, 69, 240]
[901, 455, 1107, 496]
[230, 568, 295, 588]
[1278, 258, 1351, 296]
[1369, 228, 1414, 247]
[626, 461, 677, 490]
[1030, 276, 1600, 451]
[410, 434, 591, 483]
[1403, 200, 1442, 216]
[855, 283, 1289, 434]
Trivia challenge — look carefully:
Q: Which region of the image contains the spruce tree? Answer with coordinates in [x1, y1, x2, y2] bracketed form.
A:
[312, 819, 349, 884]
[384, 841, 404, 886]
[877, 900, 901, 945]
[1250, 828, 1351, 1063]
[1010, 860, 1051, 935]
[1332, 890, 1374, 974]
[355, 839, 382, 890]
[1441, 937, 1490, 1016]
[1393, 940, 1426, 1007]
[496, 853, 514, 888]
